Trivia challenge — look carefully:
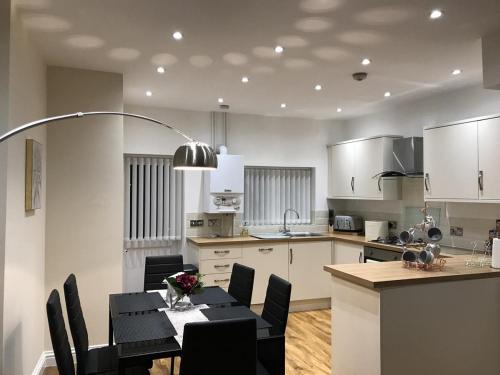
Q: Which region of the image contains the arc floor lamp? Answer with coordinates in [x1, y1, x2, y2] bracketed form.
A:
[0, 111, 218, 170]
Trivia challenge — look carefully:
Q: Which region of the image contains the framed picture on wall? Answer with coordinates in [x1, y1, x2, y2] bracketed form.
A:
[25, 139, 42, 211]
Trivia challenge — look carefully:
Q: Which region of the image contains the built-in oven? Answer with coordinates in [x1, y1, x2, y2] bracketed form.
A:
[363, 246, 402, 263]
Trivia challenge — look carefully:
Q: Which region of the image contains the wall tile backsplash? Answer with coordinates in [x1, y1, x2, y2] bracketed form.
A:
[330, 178, 500, 251]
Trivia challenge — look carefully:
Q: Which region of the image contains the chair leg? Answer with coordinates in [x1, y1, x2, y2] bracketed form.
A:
[170, 356, 175, 375]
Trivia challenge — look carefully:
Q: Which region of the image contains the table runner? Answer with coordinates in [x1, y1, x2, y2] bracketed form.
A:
[161, 305, 209, 346]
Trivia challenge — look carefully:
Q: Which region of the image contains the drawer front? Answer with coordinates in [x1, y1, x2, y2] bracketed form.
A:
[199, 246, 242, 260]
[199, 259, 237, 275]
[203, 273, 232, 289]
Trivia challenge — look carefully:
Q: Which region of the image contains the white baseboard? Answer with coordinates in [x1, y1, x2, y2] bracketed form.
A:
[33, 344, 107, 375]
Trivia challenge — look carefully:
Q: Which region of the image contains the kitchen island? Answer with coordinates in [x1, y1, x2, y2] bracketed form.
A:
[324, 256, 500, 375]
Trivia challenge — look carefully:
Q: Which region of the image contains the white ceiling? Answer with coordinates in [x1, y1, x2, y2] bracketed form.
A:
[14, 0, 500, 119]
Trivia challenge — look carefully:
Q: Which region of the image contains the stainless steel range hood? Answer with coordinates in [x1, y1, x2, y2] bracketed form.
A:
[378, 137, 423, 178]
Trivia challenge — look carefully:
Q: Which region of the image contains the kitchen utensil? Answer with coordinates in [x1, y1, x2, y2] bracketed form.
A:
[333, 215, 363, 232]
[428, 227, 443, 242]
[399, 228, 415, 244]
[419, 249, 434, 264]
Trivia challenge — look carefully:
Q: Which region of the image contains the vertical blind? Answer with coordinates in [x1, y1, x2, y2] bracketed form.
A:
[124, 155, 183, 249]
[244, 167, 313, 226]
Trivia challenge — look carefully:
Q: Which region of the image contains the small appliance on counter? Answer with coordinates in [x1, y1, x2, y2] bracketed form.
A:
[333, 215, 363, 233]
[365, 221, 389, 241]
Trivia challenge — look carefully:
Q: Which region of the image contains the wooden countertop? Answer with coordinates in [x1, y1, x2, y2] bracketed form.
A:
[324, 255, 500, 290]
[187, 232, 406, 252]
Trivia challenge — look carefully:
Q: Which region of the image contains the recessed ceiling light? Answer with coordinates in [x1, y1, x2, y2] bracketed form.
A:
[314, 84, 322, 91]
[281, 103, 287, 108]
[361, 58, 371, 66]
[172, 31, 183, 40]
[452, 69, 462, 75]
[337, 107, 342, 113]
[156, 66, 165, 74]
[146, 90, 152, 97]
[430, 9, 443, 19]
[384, 91, 391, 97]
[274, 45, 284, 54]
[241, 76, 249, 83]
[218, 97, 224, 103]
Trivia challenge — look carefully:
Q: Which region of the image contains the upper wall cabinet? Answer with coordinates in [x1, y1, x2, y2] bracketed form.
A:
[328, 136, 402, 200]
[424, 115, 500, 202]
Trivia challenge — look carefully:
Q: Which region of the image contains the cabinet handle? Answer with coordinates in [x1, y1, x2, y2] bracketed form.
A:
[214, 250, 230, 255]
[377, 176, 382, 192]
[214, 278, 230, 283]
[479, 170, 484, 192]
[351, 177, 355, 192]
[214, 264, 230, 269]
[290, 248, 293, 264]
[258, 247, 273, 253]
[358, 252, 362, 263]
[424, 173, 430, 192]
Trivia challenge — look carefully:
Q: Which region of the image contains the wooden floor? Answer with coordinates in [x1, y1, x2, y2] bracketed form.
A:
[44, 309, 331, 375]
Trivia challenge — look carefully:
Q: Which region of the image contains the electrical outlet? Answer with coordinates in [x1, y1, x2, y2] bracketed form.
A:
[450, 226, 463, 236]
[189, 219, 204, 227]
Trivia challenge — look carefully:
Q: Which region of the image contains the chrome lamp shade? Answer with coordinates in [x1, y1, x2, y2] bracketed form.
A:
[173, 141, 218, 170]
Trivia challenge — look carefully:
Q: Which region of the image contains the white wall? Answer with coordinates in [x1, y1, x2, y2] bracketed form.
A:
[124, 104, 343, 214]
[45, 67, 124, 349]
[2, 6, 47, 375]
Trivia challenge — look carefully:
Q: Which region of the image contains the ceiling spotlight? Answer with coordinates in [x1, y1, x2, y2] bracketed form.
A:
[157, 66, 165, 74]
[361, 58, 371, 66]
[314, 84, 322, 91]
[275, 45, 284, 54]
[172, 31, 183, 40]
[452, 69, 462, 75]
[241, 76, 249, 83]
[337, 107, 342, 113]
[146, 90, 153, 97]
[218, 97, 224, 103]
[384, 91, 391, 97]
[281, 103, 287, 108]
[430, 9, 443, 19]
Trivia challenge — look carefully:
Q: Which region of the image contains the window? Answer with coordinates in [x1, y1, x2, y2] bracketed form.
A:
[243, 166, 314, 226]
[124, 155, 183, 249]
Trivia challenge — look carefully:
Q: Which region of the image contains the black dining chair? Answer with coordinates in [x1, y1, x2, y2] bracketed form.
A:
[228, 263, 255, 307]
[47, 289, 148, 375]
[258, 274, 292, 375]
[144, 254, 198, 291]
[180, 318, 270, 375]
[63, 274, 151, 375]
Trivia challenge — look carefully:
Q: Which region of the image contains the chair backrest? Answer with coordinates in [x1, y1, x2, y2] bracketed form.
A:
[63, 274, 89, 375]
[228, 263, 255, 307]
[180, 318, 257, 375]
[46, 289, 76, 375]
[144, 255, 184, 291]
[261, 274, 292, 335]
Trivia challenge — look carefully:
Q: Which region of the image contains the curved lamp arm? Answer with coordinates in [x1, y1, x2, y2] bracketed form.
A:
[0, 111, 218, 170]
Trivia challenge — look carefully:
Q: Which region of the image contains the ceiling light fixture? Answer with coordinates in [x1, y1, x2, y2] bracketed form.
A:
[146, 90, 153, 97]
[384, 91, 391, 97]
[172, 31, 183, 40]
[361, 58, 371, 66]
[314, 84, 322, 91]
[241, 76, 249, 83]
[337, 108, 342, 113]
[157, 66, 165, 74]
[218, 98, 224, 103]
[281, 103, 287, 108]
[275, 45, 284, 54]
[452, 69, 462, 75]
[430, 9, 443, 19]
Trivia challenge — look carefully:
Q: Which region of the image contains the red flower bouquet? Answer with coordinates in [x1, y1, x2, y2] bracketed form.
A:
[167, 272, 204, 296]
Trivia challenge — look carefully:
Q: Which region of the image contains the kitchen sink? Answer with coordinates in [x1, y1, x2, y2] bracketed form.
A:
[251, 232, 324, 239]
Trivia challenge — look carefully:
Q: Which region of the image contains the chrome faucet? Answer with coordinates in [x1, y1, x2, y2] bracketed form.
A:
[282, 208, 300, 233]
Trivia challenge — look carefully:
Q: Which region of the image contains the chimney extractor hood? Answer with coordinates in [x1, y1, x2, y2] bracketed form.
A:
[378, 137, 423, 178]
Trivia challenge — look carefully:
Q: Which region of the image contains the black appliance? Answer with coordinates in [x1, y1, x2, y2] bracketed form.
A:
[363, 246, 402, 263]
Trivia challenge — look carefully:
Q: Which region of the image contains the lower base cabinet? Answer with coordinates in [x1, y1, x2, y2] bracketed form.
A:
[333, 241, 364, 264]
[289, 241, 333, 301]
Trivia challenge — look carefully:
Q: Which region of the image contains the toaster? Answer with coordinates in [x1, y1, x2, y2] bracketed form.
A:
[333, 215, 364, 232]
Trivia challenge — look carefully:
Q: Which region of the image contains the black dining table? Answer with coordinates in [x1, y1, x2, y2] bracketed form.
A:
[108, 286, 283, 374]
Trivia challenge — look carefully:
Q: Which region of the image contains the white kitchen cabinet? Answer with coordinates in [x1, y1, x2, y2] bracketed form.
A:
[241, 243, 289, 304]
[478, 117, 500, 201]
[328, 136, 401, 200]
[424, 122, 478, 201]
[333, 241, 364, 264]
[288, 241, 332, 301]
